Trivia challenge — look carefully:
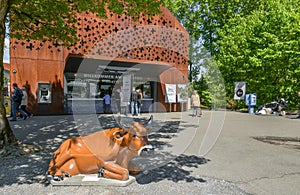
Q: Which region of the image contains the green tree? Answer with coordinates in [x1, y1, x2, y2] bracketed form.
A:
[167, 0, 260, 55]
[216, 0, 300, 108]
[166, 0, 233, 108]
[0, 0, 163, 149]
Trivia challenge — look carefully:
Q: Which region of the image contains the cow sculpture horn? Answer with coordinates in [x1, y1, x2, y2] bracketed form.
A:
[117, 115, 133, 130]
[143, 115, 153, 126]
[117, 115, 153, 130]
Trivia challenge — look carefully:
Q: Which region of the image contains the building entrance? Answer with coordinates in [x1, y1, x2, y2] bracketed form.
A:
[64, 57, 157, 114]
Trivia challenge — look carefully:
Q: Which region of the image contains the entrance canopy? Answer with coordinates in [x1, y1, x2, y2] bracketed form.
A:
[64, 55, 176, 99]
[64, 55, 174, 81]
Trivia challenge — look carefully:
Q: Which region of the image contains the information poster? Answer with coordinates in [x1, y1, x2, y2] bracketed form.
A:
[165, 84, 176, 103]
[122, 74, 132, 103]
[177, 84, 188, 103]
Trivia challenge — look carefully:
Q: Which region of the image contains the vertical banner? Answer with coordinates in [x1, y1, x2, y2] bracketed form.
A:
[165, 84, 177, 103]
[234, 82, 246, 100]
[122, 74, 132, 103]
[177, 84, 188, 103]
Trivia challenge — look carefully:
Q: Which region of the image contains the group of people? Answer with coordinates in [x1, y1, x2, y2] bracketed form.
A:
[101, 87, 143, 116]
[10, 83, 199, 119]
[9, 84, 300, 119]
[10, 83, 32, 121]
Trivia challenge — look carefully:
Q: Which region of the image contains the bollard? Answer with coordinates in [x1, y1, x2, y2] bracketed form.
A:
[249, 106, 254, 114]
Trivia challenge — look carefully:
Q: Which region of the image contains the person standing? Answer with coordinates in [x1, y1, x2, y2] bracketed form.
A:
[191, 90, 202, 117]
[130, 87, 140, 116]
[103, 91, 111, 114]
[10, 83, 27, 121]
[20, 87, 32, 118]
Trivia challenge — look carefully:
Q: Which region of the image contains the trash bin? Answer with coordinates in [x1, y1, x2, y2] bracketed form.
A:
[4, 96, 11, 117]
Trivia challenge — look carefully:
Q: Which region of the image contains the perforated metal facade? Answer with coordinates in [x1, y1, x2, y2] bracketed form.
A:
[9, 7, 189, 115]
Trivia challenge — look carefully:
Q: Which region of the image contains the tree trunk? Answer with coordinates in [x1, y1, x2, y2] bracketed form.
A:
[0, 0, 18, 149]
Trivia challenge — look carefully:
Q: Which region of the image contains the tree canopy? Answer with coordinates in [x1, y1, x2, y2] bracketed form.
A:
[0, 0, 163, 148]
[167, 0, 300, 109]
[216, 0, 300, 108]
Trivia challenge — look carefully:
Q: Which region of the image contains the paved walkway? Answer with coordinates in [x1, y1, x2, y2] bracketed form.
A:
[1, 110, 299, 194]
[184, 111, 300, 195]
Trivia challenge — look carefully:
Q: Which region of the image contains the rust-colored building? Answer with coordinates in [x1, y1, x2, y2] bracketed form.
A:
[9, 7, 189, 115]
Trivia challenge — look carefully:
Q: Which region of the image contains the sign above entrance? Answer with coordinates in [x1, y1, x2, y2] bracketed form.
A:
[77, 73, 121, 80]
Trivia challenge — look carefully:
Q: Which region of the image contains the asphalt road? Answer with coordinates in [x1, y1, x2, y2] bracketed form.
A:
[1, 110, 299, 194]
[184, 111, 300, 195]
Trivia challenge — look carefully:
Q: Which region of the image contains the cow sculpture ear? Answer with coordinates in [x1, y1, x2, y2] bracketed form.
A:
[113, 132, 122, 140]
[113, 130, 126, 140]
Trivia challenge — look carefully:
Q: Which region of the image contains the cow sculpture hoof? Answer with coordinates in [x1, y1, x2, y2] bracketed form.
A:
[47, 175, 64, 181]
[98, 168, 105, 178]
[53, 175, 64, 181]
[46, 174, 54, 181]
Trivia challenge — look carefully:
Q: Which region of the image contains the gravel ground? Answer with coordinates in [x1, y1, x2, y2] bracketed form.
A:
[0, 115, 248, 195]
[0, 147, 246, 195]
[0, 147, 247, 195]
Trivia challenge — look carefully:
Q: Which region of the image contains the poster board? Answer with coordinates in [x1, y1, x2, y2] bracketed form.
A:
[122, 74, 132, 103]
[177, 84, 188, 103]
[165, 84, 176, 103]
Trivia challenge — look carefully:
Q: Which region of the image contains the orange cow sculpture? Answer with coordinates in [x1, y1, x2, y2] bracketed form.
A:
[47, 116, 154, 181]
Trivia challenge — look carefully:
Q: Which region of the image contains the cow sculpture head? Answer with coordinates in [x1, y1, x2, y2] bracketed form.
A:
[118, 115, 154, 157]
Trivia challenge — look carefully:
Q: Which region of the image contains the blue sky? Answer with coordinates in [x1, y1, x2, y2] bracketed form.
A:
[3, 21, 9, 63]
[3, 37, 9, 63]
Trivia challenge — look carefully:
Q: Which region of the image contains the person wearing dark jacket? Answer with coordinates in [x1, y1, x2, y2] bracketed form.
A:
[130, 87, 140, 116]
[10, 83, 27, 121]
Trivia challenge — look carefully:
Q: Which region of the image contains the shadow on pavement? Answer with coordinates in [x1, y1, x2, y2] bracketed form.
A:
[135, 154, 208, 184]
[0, 115, 208, 186]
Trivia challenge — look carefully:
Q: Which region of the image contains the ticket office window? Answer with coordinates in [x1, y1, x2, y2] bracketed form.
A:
[66, 73, 153, 99]
[66, 75, 117, 99]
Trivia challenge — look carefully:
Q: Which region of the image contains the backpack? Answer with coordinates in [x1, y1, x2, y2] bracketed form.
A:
[14, 88, 24, 102]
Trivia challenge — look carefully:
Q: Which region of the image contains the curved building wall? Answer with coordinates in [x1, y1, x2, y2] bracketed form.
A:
[9, 6, 189, 115]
